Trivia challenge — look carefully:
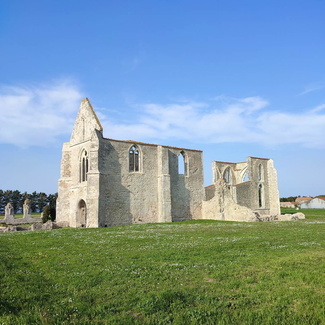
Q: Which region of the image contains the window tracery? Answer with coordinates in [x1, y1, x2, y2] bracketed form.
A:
[129, 145, 140, 172]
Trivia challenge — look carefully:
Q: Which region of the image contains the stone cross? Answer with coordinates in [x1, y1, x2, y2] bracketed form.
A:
[5, 202, 14, 217]
[23, 199, 31, 218]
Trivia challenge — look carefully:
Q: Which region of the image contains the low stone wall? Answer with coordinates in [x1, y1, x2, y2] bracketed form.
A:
[0, 221, 61, 232]
[1, 215, 42, 225]
[256, 212, 305, 222]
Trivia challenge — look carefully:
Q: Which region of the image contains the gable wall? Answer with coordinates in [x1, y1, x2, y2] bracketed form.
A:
[301, 198, 325, 209]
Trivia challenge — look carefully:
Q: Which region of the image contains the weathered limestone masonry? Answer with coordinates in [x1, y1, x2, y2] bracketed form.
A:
[2, 200, 41, 225]
[57, 98, 283, 228]
[202, 157, 281, 221]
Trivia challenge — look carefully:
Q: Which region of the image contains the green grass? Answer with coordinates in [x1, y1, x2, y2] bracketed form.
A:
[1, 210, 325, 324]
[281, 207, 325, 220]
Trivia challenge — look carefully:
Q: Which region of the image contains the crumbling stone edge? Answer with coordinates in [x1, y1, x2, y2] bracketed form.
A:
[255, 212, 305, 222]
[0, 214, 306, 232]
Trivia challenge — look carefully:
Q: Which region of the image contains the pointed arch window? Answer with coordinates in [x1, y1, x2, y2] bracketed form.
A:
[258, 164, 263, 181]
[224, 167, 231, 184]
[178, 151, 186, 175]
[129, 145, 140, 172]
[243, 172, 249, 182]
[80, 150, 89, 182]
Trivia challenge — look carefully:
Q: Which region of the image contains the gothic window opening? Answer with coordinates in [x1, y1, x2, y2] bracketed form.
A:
[80, 150, 89, 182]
[129, 145, 140, 172]
[258, 164, 263, 181]
[224, 167, 230, 184]
[258, 184, 263, 208]
[178, 151, 186, 175]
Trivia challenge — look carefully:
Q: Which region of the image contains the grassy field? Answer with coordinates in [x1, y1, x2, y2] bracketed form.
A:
[0, 213, 42, 219]
[1, 210, 325, 324]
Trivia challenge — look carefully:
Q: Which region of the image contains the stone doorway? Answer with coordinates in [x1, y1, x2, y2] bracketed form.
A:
[78, 200, 87, 227]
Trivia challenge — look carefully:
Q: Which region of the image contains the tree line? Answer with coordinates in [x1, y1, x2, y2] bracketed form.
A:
[280, 195, 325, 202]
[280, 196, 298, 202]
[0, 190, 57, 214]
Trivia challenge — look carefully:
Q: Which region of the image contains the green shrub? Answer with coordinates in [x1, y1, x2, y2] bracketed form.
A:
[42, 205, 56, 223]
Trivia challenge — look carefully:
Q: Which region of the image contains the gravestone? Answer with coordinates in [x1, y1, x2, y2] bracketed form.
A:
[5, 202, 14, 217]
[23, 199, 32, 218]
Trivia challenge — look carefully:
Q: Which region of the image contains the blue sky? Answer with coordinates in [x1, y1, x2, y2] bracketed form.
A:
[0, 0, 324, 197]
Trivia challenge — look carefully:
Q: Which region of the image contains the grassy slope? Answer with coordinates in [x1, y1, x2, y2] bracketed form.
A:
[1, 210, 325, 324]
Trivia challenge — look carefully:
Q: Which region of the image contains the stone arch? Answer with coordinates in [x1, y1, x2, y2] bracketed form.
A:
[78, 199, 87, 227]
[79, 149, 89, 182]
[213, 166, 222, 183]
[223, 167, 232, 185]
[240, 166, 249, 182]
[258, 163, 264, 181]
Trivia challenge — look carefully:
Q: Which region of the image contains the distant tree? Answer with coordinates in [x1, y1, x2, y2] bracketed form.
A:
[37, 192, 48, 213]
[47, 193, 57, 220]
[30, 192, 38, 212]
[0, 190, 4, 214]
[3, 190, 13, 212]
[47, 193, 58, 208]
[280, 196, 298, 202]
[11, 190, 22, 213]
[0, 189, 57, 215]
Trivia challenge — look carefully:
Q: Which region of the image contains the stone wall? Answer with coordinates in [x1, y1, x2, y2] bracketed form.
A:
[202, 179, 257, 222]
[100, 140, 204, 226]
[212, 157, 280, 217]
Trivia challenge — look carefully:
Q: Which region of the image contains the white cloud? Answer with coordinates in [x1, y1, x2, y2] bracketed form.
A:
[1, 83, 324, 150]
[0, 80, 83, 147]
[101, 96, 325, 149]
[299, 83, 325, 95]
[310, 104, 325, 113]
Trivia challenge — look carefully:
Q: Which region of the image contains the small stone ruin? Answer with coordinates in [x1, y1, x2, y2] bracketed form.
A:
[1, 200, 41, 225]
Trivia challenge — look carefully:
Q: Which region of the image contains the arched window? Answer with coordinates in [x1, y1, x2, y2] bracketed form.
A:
[224, 167, 230, 184]
[258, 184, 263, 208]
[178, 151, 186, 174]
[80, 150, 89, 182]
[129, 145, 140, 172]
[258, 164, 263, 181]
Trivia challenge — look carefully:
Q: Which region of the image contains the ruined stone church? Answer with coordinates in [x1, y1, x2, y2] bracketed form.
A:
[56, 99, 280, 227]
